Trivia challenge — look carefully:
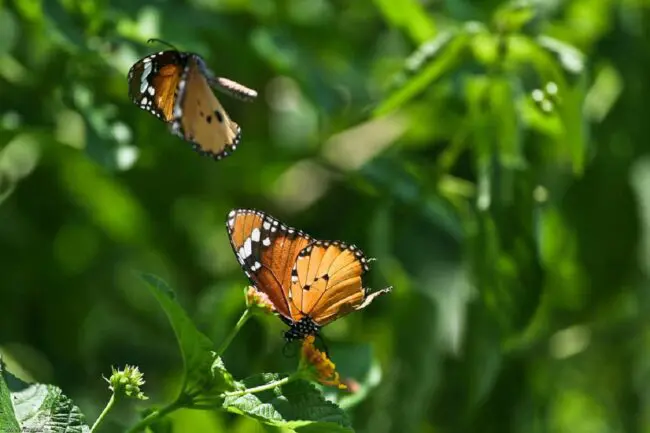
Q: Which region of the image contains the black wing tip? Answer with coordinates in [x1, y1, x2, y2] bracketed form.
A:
[225, 208, 266, 229]
[225, 208, 272, 235]
[186, 124, 241, 161]
[225, 208, 312, 241]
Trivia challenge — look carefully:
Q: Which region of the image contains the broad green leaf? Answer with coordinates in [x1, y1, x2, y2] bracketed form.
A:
[0, 361, 20, 432]
[140, 273, 235, 400]
[1, 363, 89, 433]
[223, 374, 352, 433]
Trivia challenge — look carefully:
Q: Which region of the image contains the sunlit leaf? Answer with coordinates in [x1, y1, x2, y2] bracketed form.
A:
[223, 374, 352, 432]
[0, 362, 20, 433]
[140, 273, 235, 400]
[1, 363, 90, 433]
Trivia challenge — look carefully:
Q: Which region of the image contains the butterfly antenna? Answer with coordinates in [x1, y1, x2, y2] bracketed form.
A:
[147, 38, 179, 51]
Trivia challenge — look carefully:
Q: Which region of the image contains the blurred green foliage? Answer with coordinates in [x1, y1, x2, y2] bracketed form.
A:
[1, 0, 650, 431]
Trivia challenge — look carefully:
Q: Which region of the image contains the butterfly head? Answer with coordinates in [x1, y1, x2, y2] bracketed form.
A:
[284, 316, 320, 342]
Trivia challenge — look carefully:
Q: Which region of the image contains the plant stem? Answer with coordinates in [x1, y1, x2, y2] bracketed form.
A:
[222, 375, 296, 398]
[90, 394, 117, 433]
[216, 307, 252, 356]
[125, 398, 185, 433]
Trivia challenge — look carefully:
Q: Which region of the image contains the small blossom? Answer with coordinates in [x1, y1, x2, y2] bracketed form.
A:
[245, 286, 275, 314]
[104, 365, 148, 400]
[299, 336, 347, 390]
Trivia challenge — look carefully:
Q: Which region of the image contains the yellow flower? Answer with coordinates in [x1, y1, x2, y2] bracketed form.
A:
[299, 336, 347, 390]
[245, 286, 275, 314]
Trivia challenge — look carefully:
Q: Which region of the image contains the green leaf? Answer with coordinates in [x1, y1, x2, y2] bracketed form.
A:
[536, 36, 585, 76]
[492, 1, 541, 34]
[373, 0, 437, 44]
[139, 273, 235, 400]
[374, 30, 467, 116]
[0, 362, 20, 433]
[1, 362, 90, 433]
[223, 374, 352, 433]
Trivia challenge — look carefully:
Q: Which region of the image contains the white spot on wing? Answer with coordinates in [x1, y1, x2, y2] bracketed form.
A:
[140, 62, 153, 93]
[244, 237, 252, 258]
[262, 237, 270, 246]
[251, 228, 261, 242]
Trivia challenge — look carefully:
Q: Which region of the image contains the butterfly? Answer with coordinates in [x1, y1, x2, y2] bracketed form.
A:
[226, 208, 391, 341]
[127, 39, 257, 160]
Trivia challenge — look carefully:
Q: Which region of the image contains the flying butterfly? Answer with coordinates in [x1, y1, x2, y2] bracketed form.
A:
[226, 208, 391, 341]
[127, 39, 257, 160]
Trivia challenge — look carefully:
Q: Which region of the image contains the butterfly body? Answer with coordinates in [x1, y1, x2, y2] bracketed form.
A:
[127, 47, 257, 160]
[226, 209, 391, 341]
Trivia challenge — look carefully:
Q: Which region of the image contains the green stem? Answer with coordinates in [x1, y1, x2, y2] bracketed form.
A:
[222, 375, 297, 398]
[125, 398, 185, 433]
[90, 394, 117, 433]
[216, 307, 252, 356]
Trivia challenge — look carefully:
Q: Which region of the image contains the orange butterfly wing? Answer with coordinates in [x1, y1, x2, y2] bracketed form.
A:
[128, 50, 255, 160]
[170, 55, 241, 160]
[226, 209, 312, 321]
[151, 63, 183, 121]
[290, 241, 390, 326]
[127, 50, 185, 122]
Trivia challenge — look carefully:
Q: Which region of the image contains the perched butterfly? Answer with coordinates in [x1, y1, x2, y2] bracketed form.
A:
[226, 209, 391, 341]
[127, 39, 257, 160]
